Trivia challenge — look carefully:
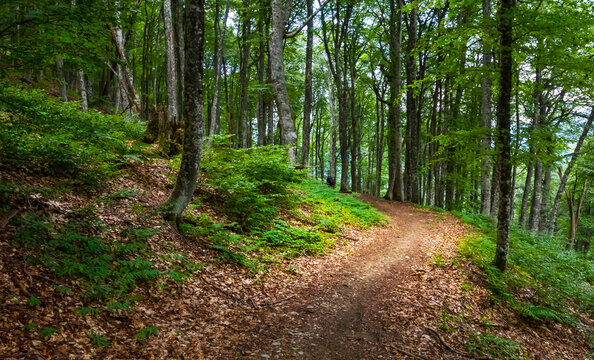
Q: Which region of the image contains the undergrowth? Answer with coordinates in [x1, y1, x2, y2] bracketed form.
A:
[0, 84, 144, 188]
[12, 208, 202, 309]
[177, 143, 387, 272]
[457, 213, 594, 323]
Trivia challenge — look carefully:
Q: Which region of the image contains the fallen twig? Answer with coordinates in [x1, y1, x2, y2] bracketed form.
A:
[425, 328, 494, 360]
[389, 344, 430, 360]
[258, 295, 295, 307]
[198, 274, 252, 307]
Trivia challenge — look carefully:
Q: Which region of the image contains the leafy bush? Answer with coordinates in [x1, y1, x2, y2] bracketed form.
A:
[260, 220, 327, 257]
[458, 213, 594, 321]
[0, 85, 144, 187]
[200, 144, 300, 231]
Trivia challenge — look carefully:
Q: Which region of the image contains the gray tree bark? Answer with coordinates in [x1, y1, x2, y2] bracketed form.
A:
[480, 0, 492, 214]
[163, 0, 205, 228]
[385, 0, 403, 201]
[163, 0, 179, 129]
[549, 107, 594, 233]
[492, 0, 514, 272]
[404, 8, 419, 203]
[270, 0, 298, 162]
[209, 0, 230, 136]
[300, 0, 314, 165]
[56, 58, 68, 102]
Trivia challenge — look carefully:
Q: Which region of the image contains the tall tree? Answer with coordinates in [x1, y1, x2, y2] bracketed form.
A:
[209, 0, 230, 136]
[492, 0, 515, 272]
[163, 0, 179, 131]
[480, 0, 493, 214]
[162, 0, 205, 227]
[270, 0, 298, 162]
[301, 0, 314, 166]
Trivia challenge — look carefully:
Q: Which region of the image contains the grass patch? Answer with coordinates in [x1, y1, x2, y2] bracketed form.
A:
[457, 213, 593, 323]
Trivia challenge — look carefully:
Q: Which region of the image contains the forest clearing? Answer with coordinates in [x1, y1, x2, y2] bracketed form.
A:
[1, 0, 593, 358]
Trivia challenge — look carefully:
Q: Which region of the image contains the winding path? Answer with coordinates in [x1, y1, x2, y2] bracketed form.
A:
[243, 196, 463, 359]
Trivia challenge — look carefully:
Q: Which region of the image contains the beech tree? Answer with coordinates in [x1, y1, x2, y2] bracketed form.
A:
[162, 0, 205, 227]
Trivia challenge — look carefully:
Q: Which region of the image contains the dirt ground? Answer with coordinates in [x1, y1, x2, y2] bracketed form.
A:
[1, 165, 590, 359]
[232, 196, 590, 360]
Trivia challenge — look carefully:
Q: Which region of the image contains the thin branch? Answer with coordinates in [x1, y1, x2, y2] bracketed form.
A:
[285, 0, 332, 38]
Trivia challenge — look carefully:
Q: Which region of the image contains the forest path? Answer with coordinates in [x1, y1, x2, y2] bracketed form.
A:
[244, 196, 464, 359]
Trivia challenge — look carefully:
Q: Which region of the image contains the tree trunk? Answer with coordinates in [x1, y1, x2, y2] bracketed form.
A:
[549, 107, 594, 233]
[257, 4, 267, 146]
[480, 0, 492, 214]
[538, 164, 552, 232]
[385, 0, 403, 201]
[239, 5, 251, 148]
[209, 0, 230, 136]
[163, 0, 179, 131]
[404, 8, 419, 203]
[301, 0, 314, 165]
[56, 58, 68, 102]
[162, 0, 205, 228]
[492, 0, 514, 272]
[328, 79, 338, 182]
[109, 26, 140, 112]
[567, 181, 588, 250]
[78, 70, 88, 110]
[519, 161, 533, 226]
[270, 0, 297, 162]
[174, 0, 184, 123]
[376, 100, 385, 197]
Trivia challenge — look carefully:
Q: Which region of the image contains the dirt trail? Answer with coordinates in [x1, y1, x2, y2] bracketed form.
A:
[244, 196, 460, 359]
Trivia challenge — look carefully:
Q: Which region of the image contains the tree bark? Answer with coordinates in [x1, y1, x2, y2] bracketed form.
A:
[301, 0, 314, 165]
[385, 0, 403, 201]
[404, 8, 419, 203]
[162, 0, 205, 228]
[109, 26, 140, 112]
[492, 0, 514, 272]
[56, 58, 68, 102]
[480, 0, 493, 214]
[549, 106, 594, 233]
[538, 164, 552, 232]
[163, 0, 179, 130]
[209, 0, 230, 136]
[270, 0, 298, 163]
[519, 161, 533, 226]
[257, 3, 267, 146]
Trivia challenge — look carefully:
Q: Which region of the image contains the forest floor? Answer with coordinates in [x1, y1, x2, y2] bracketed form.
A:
[1, 158, 591, 359]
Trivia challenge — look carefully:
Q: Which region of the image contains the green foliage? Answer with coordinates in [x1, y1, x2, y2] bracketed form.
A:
[0, 85, 144, 188]
[14, 212, 161, 305]
[200, 145, 301, 231]
[297, 177, 388, 229]
[259, 220, 327, 258]
[26, 296, 42, 307]
[23, 322, 37, 330]
[466, 332, 527, 360]
[90, 330, 110, 347]
[458, 213, 594, 322]
[39, 327, 58, 338]
[134, 326, 158, 340]
[75, 307, 100, 316]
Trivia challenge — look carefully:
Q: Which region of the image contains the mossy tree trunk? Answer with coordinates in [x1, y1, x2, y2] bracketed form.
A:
[162, 0, 205, 229]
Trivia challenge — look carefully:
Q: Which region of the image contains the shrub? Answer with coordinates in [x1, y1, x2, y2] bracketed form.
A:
[200, 144, 300, 231]
[0, 85, 144, 187]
